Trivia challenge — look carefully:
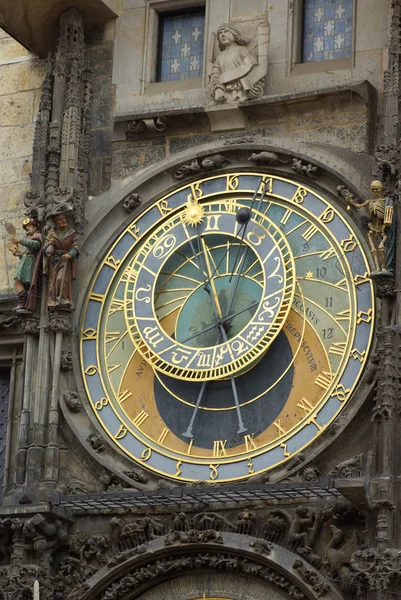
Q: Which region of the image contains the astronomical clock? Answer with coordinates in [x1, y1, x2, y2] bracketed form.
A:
[80, 172, 374, 483]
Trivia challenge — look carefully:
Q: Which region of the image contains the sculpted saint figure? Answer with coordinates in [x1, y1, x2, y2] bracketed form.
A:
[347, 180, 394, 272]
[8, 218, 43, 311]
[209, 20, 269, 104]
[44, 214, 79, 308]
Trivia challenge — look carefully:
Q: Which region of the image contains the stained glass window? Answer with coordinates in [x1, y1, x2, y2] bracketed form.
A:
[157, 11, 205, 82]
[302, 0, 353, 63]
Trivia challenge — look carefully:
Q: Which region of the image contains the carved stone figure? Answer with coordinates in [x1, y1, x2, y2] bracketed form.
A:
[122, 192, 141, 213]
[292, 158, 319, 179]
[347, 180, 395, 272]
[209, 20, 269, 103]
[324, 525, 357, 577]
[288, 507, 321, 549]
[330, 454, 363, 478]
[7, 218, 43, 311]
[248, 151, 289, 166]
[44, 214, 79, 309]
[293, 559, 330, 597]
[63, 391, 82, 413]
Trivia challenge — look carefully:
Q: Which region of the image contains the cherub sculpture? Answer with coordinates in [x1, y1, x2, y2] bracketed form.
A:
[208, 18, 270, 104]
[347, 180, 394, 272]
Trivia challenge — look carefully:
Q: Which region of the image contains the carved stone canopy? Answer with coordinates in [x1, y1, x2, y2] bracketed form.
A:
[79, 533, 339, 600]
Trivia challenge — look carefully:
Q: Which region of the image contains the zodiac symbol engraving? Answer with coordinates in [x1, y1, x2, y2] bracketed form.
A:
[215, 345, 229, 366]
[246, 325, 265, 343]
[171, 349, 192, 365]
[135, 284, 151, 303]
[143, 326, 164, 348]
[152, 234, 176, 259]
[259, 297, 280, 321]
[267, 256, 283, 283]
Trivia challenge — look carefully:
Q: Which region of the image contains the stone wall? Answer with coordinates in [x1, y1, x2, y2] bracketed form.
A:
[0, 30, 44, 297]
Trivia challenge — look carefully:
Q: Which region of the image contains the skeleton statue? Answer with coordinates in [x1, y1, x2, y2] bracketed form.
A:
[208, 19, 270, 104]
[347, 180, 394, 272]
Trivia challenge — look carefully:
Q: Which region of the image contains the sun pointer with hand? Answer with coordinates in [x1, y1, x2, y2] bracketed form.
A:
[182, 193, 205, 227]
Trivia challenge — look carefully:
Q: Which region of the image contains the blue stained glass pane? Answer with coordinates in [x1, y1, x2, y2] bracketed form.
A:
[302, 0, 353, 63]
[157, 11, 205, 82]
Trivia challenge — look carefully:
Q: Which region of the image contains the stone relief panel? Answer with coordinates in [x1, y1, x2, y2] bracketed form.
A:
[208, 19, 270, 104]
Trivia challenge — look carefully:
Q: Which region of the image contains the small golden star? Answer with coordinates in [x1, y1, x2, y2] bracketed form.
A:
[305, 271, 314, 279]
[182, 194, 205, 227]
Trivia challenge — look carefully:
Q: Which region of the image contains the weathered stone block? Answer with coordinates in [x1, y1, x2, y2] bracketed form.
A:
[5, 182, 29, 211]
[0, 63, 20, 95]
[112, 145, 166, 179]
[18, 60, 45, 91]
[0, 37, 31, 65]
[0, 91, 34, 126]
[87, 42, 113, 77]
[0, 159, 22, 185]
[91, 128, 113, 158]
[0, 126, 34, 160]
[90, 78, 115, 129]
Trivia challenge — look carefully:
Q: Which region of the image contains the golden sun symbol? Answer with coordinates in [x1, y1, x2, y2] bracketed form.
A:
[182, 195, 205, 227]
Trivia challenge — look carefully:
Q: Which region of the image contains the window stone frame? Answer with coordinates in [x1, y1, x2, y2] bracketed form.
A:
[142, 0, 207, 95]
[286, 0, 356, 76]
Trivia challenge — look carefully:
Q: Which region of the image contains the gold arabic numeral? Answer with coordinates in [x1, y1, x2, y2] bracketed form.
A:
[189, 182, 203, 201]
[209, 464, 219, 481]
[280, 443, 291, 457]
[158, 199, 172, 216]
[175, 461, 183, 477]
[141, 447, 152, 462]
[273, 419, 286, 435]
[226, 174, 239, 191]
[225, 198, 237, 213]
[187, 439, 194, 455]
[213, 440, 228, 457]
[350, 348, 366, 362]
[329, 342, 347, 357]
[132, 410, 149, 429]
[104, 255, 121, 270]
[356, 309, 373, 324]
[128, 223, 141, 240]
[118, 389, 132, 404]
[291, 186, 308, 204]
[296, 397, 314, 417]
[280, 208, 292, 225]
[336, 309, 351, 322]
[109, 299, 125, 315]
[89, 292, 105, 303]
[244, 433, 257, 451]
[319, 247, 336, 261]
[105, 331, 120, 344]
[85, 365, 98, 376]
[354, 273, 370, 286]
[95, 397, 109, 411]
[114, 424, 128, 440]
[315, 371, 334, 390]
[259, 176, 273, 194]
[319, 207, 335, 223]
[247, 225, 267, 246]
[302, 224, 318, 242]
[204, 214, 221, 231]
[157, 428, 169, 445]
[143, 326, 165, 348]
[135, 284, 152, 303]
[341, 235, 357, 253]
[247, 458, 254, 475]
[83, 328, 97, 340]
[332, 384, 351, 402]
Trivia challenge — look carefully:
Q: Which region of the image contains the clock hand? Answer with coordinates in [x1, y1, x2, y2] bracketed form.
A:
[201, 236, 223, 319]
[181, 300, 259, 344]
[182, 380, 208, 439]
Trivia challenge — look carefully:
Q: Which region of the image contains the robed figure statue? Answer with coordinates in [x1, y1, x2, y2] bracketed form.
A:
[44, 214, 79, 309]
[7, 218, 43, 311]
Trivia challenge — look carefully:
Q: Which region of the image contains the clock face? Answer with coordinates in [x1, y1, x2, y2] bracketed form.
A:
[80, 173, 374, 483]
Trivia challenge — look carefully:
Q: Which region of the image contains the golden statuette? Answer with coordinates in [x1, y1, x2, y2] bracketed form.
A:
[182, 192, 205, 227]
